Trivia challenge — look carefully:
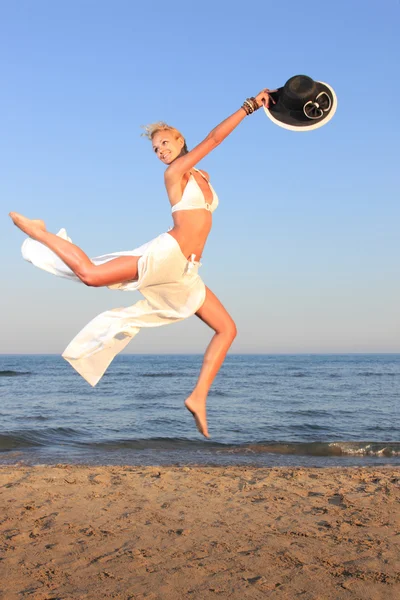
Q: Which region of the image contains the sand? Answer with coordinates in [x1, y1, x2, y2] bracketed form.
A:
[0, 465, 399, 599]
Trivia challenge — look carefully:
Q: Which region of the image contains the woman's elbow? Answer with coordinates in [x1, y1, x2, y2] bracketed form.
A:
[206, 132, 222, 148]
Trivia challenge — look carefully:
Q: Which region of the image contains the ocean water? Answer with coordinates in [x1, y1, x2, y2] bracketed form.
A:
[0, 354, 399, 468]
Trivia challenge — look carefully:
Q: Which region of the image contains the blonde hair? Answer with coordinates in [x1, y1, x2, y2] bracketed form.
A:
[141, 121, 188, 153]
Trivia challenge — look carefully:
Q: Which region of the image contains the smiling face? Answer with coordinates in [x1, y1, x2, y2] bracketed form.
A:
[152, 130, 185, 164]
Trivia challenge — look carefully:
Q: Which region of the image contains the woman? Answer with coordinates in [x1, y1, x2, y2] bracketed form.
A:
[9, 88, 275, 438]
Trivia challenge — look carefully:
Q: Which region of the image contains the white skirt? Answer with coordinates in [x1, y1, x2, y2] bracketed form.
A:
[21, 230, 206, 386]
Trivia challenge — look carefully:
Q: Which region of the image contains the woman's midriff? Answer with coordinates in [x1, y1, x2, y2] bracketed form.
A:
[167, 212, 212, 262]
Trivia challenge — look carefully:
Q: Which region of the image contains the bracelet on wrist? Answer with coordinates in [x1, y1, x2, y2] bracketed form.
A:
[241, 97, 260, 115]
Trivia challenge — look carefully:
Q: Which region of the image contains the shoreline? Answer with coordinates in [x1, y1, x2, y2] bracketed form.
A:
[1, 464, 399, 599]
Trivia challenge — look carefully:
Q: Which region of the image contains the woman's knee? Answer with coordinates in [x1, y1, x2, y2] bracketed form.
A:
[222, 318, 237, 341]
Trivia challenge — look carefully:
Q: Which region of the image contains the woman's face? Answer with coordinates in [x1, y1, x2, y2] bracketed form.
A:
[152, 130, 184, 164]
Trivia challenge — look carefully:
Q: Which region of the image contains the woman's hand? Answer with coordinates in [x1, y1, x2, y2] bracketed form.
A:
[254, 88, 277, 109]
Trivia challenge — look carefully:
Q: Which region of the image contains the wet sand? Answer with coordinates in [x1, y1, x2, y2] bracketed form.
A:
[0, 465, 399, 599]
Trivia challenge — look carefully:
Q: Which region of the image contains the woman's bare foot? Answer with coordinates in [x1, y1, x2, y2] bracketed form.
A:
[9, 212, 47, 238]
[185, 393, 210, 438]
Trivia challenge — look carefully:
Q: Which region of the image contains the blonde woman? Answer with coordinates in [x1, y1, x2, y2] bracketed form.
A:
[9, 89, 275, 438]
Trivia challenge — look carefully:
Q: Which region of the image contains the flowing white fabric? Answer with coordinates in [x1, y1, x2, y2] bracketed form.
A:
[21, 231, 206, 386]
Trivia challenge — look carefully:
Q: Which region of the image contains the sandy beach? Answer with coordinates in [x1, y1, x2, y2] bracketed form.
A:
[0, 465, 399, 599]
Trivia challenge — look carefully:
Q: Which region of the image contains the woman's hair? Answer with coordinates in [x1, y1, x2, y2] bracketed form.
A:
[141, 122, 188, 154]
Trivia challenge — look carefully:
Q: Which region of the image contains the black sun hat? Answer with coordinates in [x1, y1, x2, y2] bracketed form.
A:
[264, 75, 337, 131]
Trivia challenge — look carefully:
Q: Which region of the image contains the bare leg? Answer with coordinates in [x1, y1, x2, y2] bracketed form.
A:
[9, 212, 140, 287]
[185, 287, 237, 438]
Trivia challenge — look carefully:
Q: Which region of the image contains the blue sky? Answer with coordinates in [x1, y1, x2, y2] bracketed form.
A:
[1, 0, 399, 354]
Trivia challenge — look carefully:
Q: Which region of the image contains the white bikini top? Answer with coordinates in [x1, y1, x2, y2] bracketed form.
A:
[171, 168, 219, 214]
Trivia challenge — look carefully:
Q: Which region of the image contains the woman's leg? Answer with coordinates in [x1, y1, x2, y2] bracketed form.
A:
[185, 286, 237, 438]
[9, 212, 140, 287]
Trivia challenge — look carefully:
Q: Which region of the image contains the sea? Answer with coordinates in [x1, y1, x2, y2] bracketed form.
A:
[0, 354, 399, 468]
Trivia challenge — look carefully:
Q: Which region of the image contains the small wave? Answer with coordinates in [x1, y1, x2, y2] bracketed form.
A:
[0, 370, 31, 377]
[208, 390, 229, 397]
[226, 441, 400, 458]
[141, 372, 178, 378]
[283, 409, 329, 417]
[0, 427, 85, 451]
[1, 429, 399, 459]
[287, 423, 327, 431]
[15, 415, 50, 422]
[358, 372, 397, 377]
[328, 442, 400, 457]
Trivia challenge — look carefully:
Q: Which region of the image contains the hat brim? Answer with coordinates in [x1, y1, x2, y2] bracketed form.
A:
[263, 81, 337, 132]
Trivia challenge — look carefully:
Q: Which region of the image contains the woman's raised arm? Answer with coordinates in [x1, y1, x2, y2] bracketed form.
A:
[165, 89, 276, 182]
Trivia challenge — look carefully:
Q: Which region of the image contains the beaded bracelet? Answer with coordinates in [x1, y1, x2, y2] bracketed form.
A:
[242, 101, 253, 115]
[241, 97, 260, 115]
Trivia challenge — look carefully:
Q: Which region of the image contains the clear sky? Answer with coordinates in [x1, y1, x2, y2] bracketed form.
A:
[1, 0, 399, 354]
